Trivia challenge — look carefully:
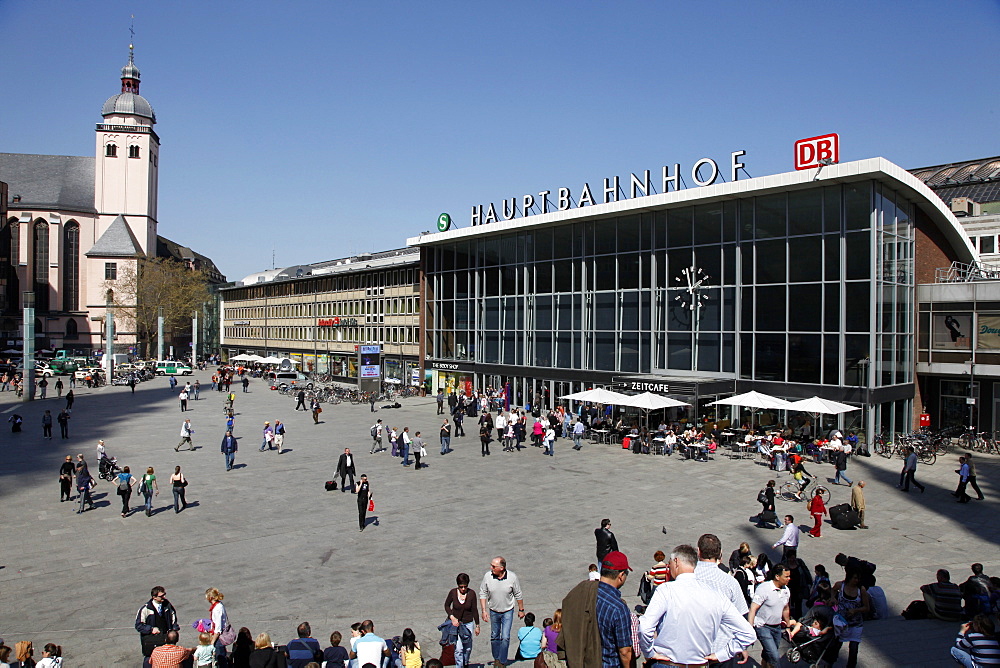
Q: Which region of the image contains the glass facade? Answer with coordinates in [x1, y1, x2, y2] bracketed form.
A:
[424, 180, 917, 431]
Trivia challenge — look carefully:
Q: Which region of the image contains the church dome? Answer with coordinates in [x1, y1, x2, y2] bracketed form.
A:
[102, 92, 156, 122]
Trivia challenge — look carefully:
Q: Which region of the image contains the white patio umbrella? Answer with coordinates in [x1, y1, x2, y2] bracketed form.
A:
[247, 354, 266, 362]
[707, 391, 792, 409]
[784, 397, 860, 414]
[277, 358, 301, 366]
[785, 396, 861, 439]
[620, 392, 691, 410]
[708, 390, 792, 430]
[261, 356, 283, 364]
[230, 354, 254, 361]
[560, 388, 631, 404]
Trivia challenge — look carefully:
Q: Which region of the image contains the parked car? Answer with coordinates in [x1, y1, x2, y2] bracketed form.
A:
[267, 371, 313, 389]
[75, 367, 104, 381]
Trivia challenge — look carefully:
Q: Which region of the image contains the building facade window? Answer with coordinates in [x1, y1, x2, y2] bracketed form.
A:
[65, 318, 79, 340]
[105, 262, 118, 280]
[105, 144, 117, 157]
[128, 144, 140, 158]
[33, 220, 49, 311]
[63, 222, 80, 311]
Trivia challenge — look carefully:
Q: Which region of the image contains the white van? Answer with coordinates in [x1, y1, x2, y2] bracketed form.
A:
[268, 371, 312, 389]
[155, 361, 193, 376]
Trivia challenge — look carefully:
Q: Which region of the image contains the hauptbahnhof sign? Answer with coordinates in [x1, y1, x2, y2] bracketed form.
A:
[471, 151, 747, 226]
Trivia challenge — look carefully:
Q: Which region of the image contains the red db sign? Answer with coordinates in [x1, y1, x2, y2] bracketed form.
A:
[794, 133, 839, 170]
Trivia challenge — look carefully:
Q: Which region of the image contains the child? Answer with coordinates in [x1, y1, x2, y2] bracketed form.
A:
[516, 613, 543, 661]
[398, 628, 421, 668]
[324, 630, 350, 668]
[786, 617, 828, 641]
[348, 622, 362, 668]
[194, 631, 217, 667]
[587, 564, 600, 581]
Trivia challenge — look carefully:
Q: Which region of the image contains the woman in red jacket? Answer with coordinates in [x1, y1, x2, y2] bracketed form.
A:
[808, 489, 828, 537]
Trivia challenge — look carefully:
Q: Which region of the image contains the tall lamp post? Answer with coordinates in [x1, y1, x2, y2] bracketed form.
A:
[22, 291, 35, 403]
[969, 359, 977, 433]
[858, 356, 870, 442]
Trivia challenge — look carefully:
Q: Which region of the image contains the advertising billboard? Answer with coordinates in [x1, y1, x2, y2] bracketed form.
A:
[358, 344, 381, 393]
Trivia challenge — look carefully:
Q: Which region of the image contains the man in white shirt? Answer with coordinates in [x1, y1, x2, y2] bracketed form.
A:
[495, 412, 507, 443]
[773, 515, 800, 562]
[351, 619, 389, 668]
[639, 544, 754, 666]
[176, 419, 194, 451]
[694, 534, 750, 668]
[748, 564, 792, 668]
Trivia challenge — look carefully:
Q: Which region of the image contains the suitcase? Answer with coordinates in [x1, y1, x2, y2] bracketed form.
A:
[324, 480, 337, 491]
[829, 503, 857, 530]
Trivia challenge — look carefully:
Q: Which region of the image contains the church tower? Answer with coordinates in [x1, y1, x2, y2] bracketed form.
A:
[94, 42, 159, 256]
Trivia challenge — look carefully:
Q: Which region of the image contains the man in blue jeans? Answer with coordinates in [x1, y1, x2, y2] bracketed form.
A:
[748, 563, 791, 668]
[479, 556, 525, 668]
[221, 430, 238, 471]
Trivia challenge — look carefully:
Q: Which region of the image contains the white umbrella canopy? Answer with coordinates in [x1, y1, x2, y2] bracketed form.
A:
[560, 388, 631, 404]
[784, 396, 860, 414]
[278, 358, 301, 366]
[260, 356, 283, 364]
[620, 392, 691, 410]
[231, 354, 254, 361]
[708, 390, 792, 410]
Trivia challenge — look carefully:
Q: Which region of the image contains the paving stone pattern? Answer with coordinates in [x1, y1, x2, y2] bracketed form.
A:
[0, 377, 995, 666]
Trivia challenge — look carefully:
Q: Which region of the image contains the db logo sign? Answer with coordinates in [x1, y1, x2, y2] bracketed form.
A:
[794, 133, 839, 170]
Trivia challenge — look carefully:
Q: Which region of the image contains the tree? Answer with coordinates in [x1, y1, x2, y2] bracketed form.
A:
[104, 257, 211, 357]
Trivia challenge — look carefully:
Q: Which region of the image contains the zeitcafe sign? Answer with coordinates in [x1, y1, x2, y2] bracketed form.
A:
[471, 151, 748, 226]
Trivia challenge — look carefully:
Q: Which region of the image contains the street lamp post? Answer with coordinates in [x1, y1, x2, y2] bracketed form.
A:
[22, 291, 35, 403]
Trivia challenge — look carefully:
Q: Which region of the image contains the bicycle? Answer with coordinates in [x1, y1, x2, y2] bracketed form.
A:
[779, 476, 830, 504]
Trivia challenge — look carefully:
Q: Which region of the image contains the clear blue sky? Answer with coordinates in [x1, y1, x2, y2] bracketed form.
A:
[2, 0, 998, 281]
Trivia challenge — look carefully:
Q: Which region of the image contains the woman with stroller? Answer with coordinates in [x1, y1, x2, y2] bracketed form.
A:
[820, 568, 871, 668]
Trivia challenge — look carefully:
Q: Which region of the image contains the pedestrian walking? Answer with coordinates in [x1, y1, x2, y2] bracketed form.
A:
[595, 519, 618, 563]
[193, 380, 200, 400]
[480, 423, 491, 457]
[260, 422, 274, 451]
[38, 377, 48, 398]
[851, 480, 868, 529]
[454, 410, 465, 438]
[273, 420, 285, 453]
[356, 474, 372, 531]
[400, 426, 412, 466]
[242, 376, 250, 393]
[369, 392, 377, 412]
[76, 457, 94, 513]
[69, 374, 76, 389]
[65, 389, 74, 411]
[176, 419, 194, 451]
[42, 410, 53, 439]
[440, 419, 452, 455]
[59, 455, 75, 502]
[834, 446, 853, 486]
[337, 448, 356, 492]
[371, 419, 383, 454]
[55, 377, 64, 397]
[311, 397, 322, 424]
[965, 452, 986, 500]
[116, 465, 136, 517]
[899, 445, 925, 492]
[445, 573, 481, 668]
[140, 467, 159, 516]
[179, 389, 189, 412]
[413, 431, 426, 470]
[295, 389, 306, 411]
[955, 456, 973, 503]
[57, 409, 70, 439]
[221, 430, 238, 471]
[479, 557, 525, 668]
[169, 376, 177, 392]
[170, 466, 188, 513]
[773, 514, 800, 562]
[808, 490, 827, 538]
[437, 390, 445, 415]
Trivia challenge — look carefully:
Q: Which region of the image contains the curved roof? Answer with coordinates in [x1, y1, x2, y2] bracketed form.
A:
[102, 92, 156, 122]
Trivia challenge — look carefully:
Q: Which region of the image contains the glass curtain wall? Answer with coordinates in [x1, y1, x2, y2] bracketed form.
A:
[427, 181, 915, 428]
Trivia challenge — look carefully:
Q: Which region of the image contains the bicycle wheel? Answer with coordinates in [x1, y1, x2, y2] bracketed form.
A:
[778, 482, 799, 501]
[917, 449, 936, 465]
[873, 440, 890, 458]
[814, 485, 831, 505]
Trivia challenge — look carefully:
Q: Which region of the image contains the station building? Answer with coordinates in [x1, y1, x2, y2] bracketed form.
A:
[410, 157, 977, 435]
[219, 248, 421, 384]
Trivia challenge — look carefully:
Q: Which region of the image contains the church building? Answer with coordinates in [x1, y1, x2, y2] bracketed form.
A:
[0, 45, 224, 355]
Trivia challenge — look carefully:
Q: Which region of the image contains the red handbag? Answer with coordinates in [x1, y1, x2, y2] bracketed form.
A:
[368, 499, 375, 512]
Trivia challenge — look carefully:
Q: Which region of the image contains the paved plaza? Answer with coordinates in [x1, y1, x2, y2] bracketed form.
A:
[0, 376, 997, 666]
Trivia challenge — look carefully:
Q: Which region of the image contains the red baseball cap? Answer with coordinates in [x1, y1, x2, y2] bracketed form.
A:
[601, 551, 632, 571]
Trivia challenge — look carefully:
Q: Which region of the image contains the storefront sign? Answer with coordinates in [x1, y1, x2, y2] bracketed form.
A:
[626, 381, 670, 393]
[318, 317, 360, 327]
[233, 320, 251, 326]
[932, 313, 972, 350]
[430, 360, 476, 372]
[977, 314, 1000, 350]
[470, 151, 747, 226]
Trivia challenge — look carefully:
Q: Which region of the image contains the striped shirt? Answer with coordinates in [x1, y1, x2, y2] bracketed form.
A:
[695, 561, 749, 615]
[595, 581, 632, 668]
[957, 631, 1000, 665]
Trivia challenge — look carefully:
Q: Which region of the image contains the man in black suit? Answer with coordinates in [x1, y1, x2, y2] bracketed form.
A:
[594, 518, 618, 563]
[337, 448, 356, 493]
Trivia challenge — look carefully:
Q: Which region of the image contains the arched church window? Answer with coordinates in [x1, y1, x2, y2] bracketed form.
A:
[33, 220, 49, 311]
[106, 144, 117, 157]
[63, 222, 80, 311]
[128, 145, 140, 159]
[65, 318, 79, 340]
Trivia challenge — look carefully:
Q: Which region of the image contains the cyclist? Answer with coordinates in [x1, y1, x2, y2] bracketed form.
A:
[791, 458, 815, 500]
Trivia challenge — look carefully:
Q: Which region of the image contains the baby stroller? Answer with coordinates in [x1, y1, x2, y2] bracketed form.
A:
[784, 607, 835, 667]
[98, 455, 122, 481]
